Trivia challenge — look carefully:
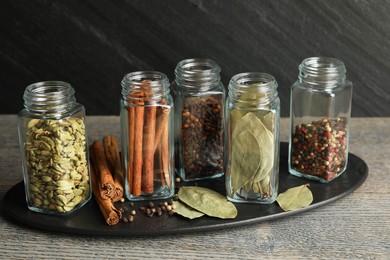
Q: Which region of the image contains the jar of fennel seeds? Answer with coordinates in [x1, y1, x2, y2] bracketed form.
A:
[289, 57, 353, 182]
[17, 81, 91, 215]
[120, 71, 174, 201]
[171, 58, 225, 181]
[226, 73, 280, 204]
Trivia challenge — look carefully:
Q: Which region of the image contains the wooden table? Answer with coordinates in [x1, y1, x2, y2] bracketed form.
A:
[1, 115, 389, 259]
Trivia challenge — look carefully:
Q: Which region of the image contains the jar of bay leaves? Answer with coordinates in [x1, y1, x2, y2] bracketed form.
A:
[120, 71, 175, 201]
[289, 57, 353, 182]
[17, 81, 91, 215]
[226, 72, 280, 204]
[172, 58, 225, 181]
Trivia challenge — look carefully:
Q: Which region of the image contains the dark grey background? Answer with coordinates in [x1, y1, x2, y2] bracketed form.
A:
[1, 0, 389, 116]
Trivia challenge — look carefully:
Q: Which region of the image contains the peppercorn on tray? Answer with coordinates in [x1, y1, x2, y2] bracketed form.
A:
[3, 143, 368, 237]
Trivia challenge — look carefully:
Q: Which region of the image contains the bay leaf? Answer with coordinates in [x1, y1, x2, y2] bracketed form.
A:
[230, 109, 243, 133]
[276, 184, 313, 212]
[172, 200, 204, 219]
[178, 186, 238, 219]
[232, 112, 274, 186]
[231, 130, 262, 193]
[235, 85, 268, 109]
[244, 175, 269, 193]
[252, 128, 274, 183]
[260, 175, 270, 195]
[261, 110, 274, 133]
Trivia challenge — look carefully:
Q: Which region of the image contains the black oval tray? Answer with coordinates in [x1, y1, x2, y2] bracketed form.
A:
[3, 143, 368, 237]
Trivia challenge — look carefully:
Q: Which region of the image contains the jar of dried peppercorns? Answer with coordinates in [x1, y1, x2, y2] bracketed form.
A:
[172, 58, 225, 181]
[226, 72, 280, 204]
[17, 81, 91, 215]
[289, 57, 353, 182]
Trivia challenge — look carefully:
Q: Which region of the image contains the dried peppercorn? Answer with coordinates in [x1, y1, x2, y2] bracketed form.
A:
[179, 95, 224, 180]
[290, 117, 348, 181]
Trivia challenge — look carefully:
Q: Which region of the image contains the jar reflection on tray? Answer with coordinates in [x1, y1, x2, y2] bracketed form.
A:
[17, 81, 91, 215]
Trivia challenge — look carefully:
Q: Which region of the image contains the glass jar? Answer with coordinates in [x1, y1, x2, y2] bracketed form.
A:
[171, 58, 225, 181]
[226, 72, 280, 204]
[17, 81, 91, 215]
[289, 57, 353, 182]
[120, 71, 174, 201]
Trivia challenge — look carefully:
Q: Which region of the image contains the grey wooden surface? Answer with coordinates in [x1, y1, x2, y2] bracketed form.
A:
[0, 115, 389, 259]
[1, 0, 390, 116]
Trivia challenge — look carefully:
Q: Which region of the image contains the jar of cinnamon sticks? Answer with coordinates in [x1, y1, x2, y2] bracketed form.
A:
[172, 58, 225, 181]
[17, 81, 91, 215]
[120, 71, 174, 201]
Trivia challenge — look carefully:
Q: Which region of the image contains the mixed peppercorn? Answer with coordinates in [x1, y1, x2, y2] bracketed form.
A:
[290, 117, 348, 181]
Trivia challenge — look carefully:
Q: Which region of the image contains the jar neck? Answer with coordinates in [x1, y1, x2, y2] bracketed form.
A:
[298, 57, 346, 87]
[174, 58, 221, 91]
[228, 72, 278, 107]
[121, 71, 170, 105]
[23, 81, 77, 116]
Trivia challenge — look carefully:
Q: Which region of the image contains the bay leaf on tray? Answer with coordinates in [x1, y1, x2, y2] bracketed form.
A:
[178, 186, 238, 219]
[276, 184, 313, 212]
[172, 200, 205, 219]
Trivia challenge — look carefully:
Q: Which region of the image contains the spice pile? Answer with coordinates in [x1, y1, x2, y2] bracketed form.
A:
[180, 95, 224, 179]
[290, 117, 348, 181]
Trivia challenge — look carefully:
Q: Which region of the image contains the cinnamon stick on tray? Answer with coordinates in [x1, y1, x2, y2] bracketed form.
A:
[90, 163, 122, 225]
[103, 136, 124, 202]
[92, 141, 116, 200]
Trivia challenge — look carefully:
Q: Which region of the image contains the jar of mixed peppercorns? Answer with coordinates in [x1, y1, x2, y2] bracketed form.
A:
[289, 57, 353, 182]
[171, 58, 225, 181]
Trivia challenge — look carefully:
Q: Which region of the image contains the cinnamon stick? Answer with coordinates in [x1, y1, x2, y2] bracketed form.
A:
[160, 115, 170, 187]
[90, 163, 122, 225]
[154, 105, 171, 186]
[153, 101, 170, 152]
[127, 105, 135, 194]
[155, 142, 166, 186]
[103, 136, 115, 171]
[103, 136, 124, 202]
[92, 141, 116, 200]
[142, 105, 156, 193]
[132, 91, 145, 196]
